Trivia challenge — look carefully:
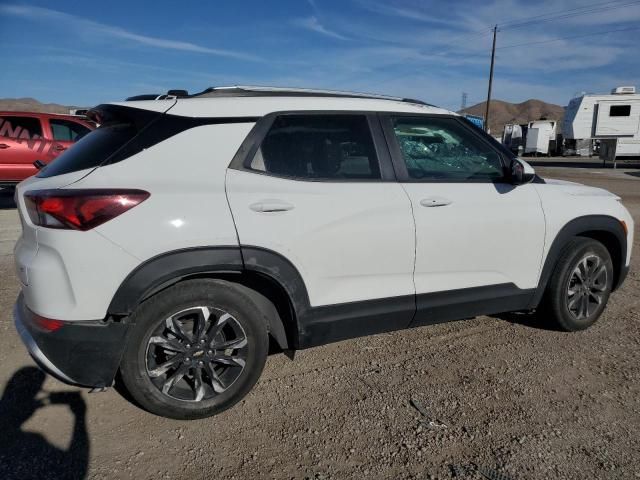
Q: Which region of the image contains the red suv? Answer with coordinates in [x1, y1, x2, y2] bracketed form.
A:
[0, 111, 94, 188]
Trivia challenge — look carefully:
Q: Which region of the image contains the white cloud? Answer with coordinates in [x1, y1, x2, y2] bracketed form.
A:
[293, 16, 349, 40]
[353, 0, 461, 27]
[0, 4, 261, 61]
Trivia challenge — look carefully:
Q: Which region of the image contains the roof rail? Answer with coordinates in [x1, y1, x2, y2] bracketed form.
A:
[188, 85, 435, 106]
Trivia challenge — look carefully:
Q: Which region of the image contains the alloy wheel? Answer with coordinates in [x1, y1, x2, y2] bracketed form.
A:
[145, 306, 248, 402]
[566, 254, 608, 320]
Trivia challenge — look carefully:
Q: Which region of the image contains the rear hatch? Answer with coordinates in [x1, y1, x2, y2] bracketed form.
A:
[14, 101, 175, 281]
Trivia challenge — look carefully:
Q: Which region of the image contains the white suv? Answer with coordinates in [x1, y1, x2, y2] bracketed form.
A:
[13, 86, 633, 419]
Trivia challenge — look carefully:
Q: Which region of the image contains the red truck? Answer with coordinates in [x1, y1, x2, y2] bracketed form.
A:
[0, 111, 95, 189]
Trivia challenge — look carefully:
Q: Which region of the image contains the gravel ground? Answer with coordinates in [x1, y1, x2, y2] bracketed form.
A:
[0, 162, 639, 480]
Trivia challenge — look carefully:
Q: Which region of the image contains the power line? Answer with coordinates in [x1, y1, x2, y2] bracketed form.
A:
[498, 0, 636, 27]
[500, 0, 640, 30]
[497, 25, 640, 49]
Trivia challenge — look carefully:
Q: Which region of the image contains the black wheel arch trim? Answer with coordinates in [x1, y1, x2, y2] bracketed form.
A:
[529, 214, 628, 308]
[107, 246, 296, 350]
[107, 246, 244, 316]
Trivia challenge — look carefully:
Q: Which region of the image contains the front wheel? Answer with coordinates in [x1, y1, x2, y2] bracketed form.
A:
[120, 279, 269, 419]
[539, 237, 614, 331]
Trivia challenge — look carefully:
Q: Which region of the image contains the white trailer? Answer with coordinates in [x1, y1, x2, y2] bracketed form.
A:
[525, 120, 557, 155]
[563, 86, 640, 158]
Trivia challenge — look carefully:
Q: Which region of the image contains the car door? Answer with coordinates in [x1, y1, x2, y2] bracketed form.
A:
[0, 115, 47, 182]
[380, 114, 546, 324]
[226, 112, 416, 323]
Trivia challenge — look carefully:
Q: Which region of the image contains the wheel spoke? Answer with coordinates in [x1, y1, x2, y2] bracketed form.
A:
[588, 256, 601, 277]
[193, 368, 206, 401]
[568, 293, 582, 311]
[580, 294, 590, 318]
[194, 307, 211, 341]
[162, 364, 189, 395]
[148, 354, 184, 378]
[214, 336, 248, 351]
[592, 265, 607, 286]
[208, 313, 232, 342]
[213, 355, 246, 368]
[589, 291, 603, 305]
[204, 362, 226, 393]
[149, 336, 186, 353]
[166, 316, 192, 343]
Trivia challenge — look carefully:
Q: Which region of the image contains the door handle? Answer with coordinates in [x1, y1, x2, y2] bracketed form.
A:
[0, 143, 9, 149]
[420, 196, 452, 207]
[250, 200, 295, 213]
[54, 144, 66, 151]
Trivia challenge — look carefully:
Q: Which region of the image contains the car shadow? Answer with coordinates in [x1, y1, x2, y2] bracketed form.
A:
[0, 367, 90, 480]
[625, 171, 640, 178]
[0, 190, 17, 209]
[490, 311, 564, 331]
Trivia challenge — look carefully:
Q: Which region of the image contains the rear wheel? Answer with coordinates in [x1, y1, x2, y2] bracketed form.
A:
[120, 279, 269, 419]
[539, 237, 613, 331]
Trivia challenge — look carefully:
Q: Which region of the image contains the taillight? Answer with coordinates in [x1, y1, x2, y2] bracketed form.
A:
[32, 313, 65, 332]
[24, 189, 149, 231]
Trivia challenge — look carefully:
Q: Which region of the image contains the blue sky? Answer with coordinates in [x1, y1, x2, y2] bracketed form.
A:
[1, 0, 639, 109]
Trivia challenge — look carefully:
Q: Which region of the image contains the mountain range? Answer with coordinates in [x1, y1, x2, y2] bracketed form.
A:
[0, 97, 566, 135]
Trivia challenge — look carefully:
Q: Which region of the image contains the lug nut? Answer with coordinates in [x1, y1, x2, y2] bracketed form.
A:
[185, 357, 191, 362]
[186, 344, 191, 348]
[200, 339, 206, 344]
[198, 361, 204, 366]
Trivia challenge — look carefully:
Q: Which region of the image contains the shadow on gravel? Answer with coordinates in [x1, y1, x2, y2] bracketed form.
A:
[0, 367, 89, 480]
[491, 311, 562, 331]
[0, 191, 17, 209]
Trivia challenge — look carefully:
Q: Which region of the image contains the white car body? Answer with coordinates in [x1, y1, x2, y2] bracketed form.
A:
[12, 86, 633, 389]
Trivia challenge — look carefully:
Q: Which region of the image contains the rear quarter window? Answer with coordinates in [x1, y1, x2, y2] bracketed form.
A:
[38, 123, 138, 177]
[37, 105, 161, 178]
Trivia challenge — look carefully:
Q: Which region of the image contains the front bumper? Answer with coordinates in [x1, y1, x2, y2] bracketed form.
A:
[13, 293, 131, 388]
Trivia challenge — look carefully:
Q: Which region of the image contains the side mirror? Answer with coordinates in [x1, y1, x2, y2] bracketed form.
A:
[510, 158, 535, 185]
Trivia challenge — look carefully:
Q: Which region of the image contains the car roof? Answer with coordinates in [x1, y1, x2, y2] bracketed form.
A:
[110, 85, 455, 118]
[0, 111, 89, 121]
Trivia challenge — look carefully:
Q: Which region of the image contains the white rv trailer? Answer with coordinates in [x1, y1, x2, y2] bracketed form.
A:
[525, 120, 557, 155]
[563, 86, 640, 158]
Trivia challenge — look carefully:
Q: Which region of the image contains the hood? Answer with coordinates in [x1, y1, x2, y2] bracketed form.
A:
[543, 178, 621, 200]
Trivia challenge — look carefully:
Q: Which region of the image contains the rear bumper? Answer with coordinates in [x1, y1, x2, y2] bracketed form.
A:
[13, 293, 130, 388]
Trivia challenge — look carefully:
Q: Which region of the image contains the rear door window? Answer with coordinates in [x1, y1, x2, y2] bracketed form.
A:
[0, 116, 43, 139]
[49, 119, 91, 142]
[249, 114, 381, 180]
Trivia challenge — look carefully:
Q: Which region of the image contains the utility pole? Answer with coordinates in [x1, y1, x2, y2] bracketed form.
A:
[484, 25, 497, 133]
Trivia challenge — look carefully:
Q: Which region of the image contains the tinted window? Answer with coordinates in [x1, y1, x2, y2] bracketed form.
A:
[38, 124, 137, 177]
[391, 117, 504, 181]
[610, 105, 631, 117]
[50, 119, 91, 141]
[0, 116, 43, 138]
[250, 115, 380, 180]
[37, 104, 161, 178]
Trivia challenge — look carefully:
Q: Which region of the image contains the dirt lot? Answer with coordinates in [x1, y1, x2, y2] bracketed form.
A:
[1, 162, 639, 480]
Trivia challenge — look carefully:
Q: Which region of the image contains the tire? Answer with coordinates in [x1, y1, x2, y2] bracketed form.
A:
[539, 237, 614, 331]
[120, 279, 269, 419]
